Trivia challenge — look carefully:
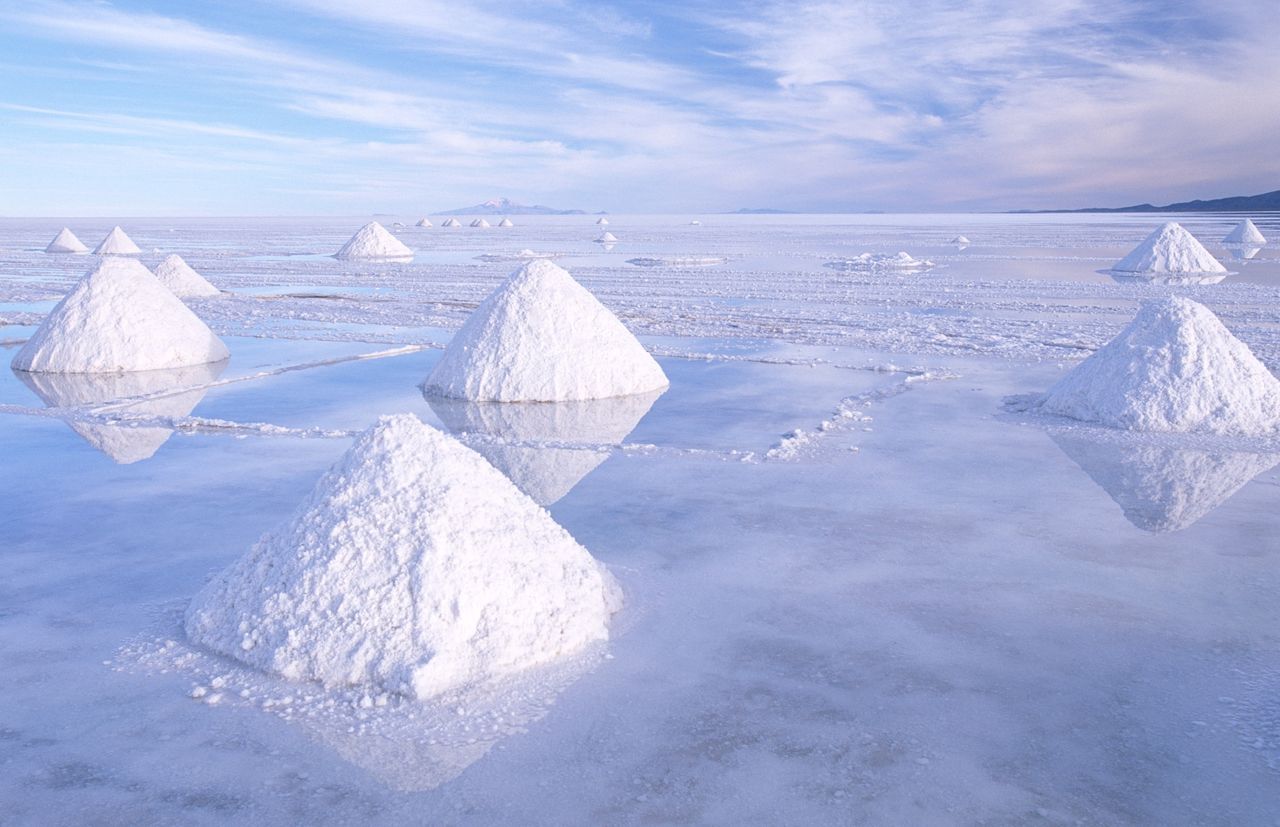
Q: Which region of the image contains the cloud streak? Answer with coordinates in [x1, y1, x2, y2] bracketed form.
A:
[0, 0, 1276, 213]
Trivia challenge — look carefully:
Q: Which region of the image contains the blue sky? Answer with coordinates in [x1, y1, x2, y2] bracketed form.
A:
[1, 0, 1276, 215]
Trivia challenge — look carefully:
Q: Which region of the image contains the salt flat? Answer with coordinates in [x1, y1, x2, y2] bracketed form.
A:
[1, 213, 1278, 824]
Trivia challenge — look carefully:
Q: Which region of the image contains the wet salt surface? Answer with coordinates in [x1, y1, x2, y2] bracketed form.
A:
[0, 215, 1278, 824]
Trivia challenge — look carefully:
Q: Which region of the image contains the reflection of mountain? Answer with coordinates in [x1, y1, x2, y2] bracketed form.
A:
[426, 390, 663, 504]
[17, 361, 227, 464]
[1049, 431, 1279, 532]
[294, 652, 600, 792]
[1108, 271, 1226, 286]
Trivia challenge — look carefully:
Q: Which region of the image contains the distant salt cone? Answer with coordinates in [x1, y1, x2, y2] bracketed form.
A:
[1049, 432, 1279, 533]
[950, 235, 970, 245]
[46, 228, 88, 254]
[153, 254, 221, 298]
[1035, 296, 1280, 435]
[1223, 218, 1266, 245]
[184, 414, 622, 700]
[1111, 222, 1225, 274]
[471, 218, 491, 228]
[12, 258, 230, 373]
[596, 217, 609, 226]
[442, 217, 462, 228]
[93, 226, 142, 256]
[596, 231, 618, 243]
[498, 218, 514, 228]
[416, 218, 433, 228]
[335, 222, 413, 260]
[424, 259, 669, 401]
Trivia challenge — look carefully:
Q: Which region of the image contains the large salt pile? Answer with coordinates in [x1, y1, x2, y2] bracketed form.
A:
[153, 254, 221, 298]
[1111, 222, 1225, 274]
[334, 222, 413, 260]
[423, 259, 669, 401]
[92, 226, 142, 256]
[596, 231, 618, 243]
[498, 217, 514, 228]
[12, 258, 230, 373]
[442, 217, 462, 228]
[184, 414, 622, 700]
[427, 390, 663, 504]
[1035, 297, 1280, 435]
[416, 218, 433, 227]
[46, 228, 88, 254]
[1223, 218, 1266, 245]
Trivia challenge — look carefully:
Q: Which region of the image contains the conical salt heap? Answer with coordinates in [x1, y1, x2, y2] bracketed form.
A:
[46, 228, 88, 254]
[12, 258, 229, 373]
[184, 414, 622, 700]
[1111, 222, 1224, 274]
[471, 218, 491, 228]
[93, 226, 142, 256]
[424, 259, 669, 401]
[596, 231, 618, 243]
[442, 217, 462, 228]
[1223, 218, 1266, 245]
[153, 254, 221, 298]
[334, 221, 413, 260]
[596, 217, 609, 226]
[416, 218, 433, 227]
[951, 235, 970, 245]
[1036, 297, 1280, 435]
[498, 217, 514, 228]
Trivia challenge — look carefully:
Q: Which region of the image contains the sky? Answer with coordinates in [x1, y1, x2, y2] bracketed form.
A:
[0, 0, 1277, 215]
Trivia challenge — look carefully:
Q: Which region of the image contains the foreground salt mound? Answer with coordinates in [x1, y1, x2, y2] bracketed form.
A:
[334, 222, 413, 260]
[1050, 431, 1279, 533]
[1111, 222, 1225, 274]
[46, 228, 88, 254]
[19, 361, 225, 464]
[184, 414, 622, 699]
[93, 226, 142, 256]
[416, 218, 432, 228]
[1036, 297, 1280, 435]
[153, 254, 221, 298]
[1223, 218, 1266, 245]
[12, 258, 230, 373]
[424, 259, 669, 401]
[427, 389, 663, 504]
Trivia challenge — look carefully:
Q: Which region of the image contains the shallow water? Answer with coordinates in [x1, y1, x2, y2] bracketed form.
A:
[0, 214, 1278, 824]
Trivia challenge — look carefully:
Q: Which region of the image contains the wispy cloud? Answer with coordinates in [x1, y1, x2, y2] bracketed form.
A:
[0, 0, 1276, 213]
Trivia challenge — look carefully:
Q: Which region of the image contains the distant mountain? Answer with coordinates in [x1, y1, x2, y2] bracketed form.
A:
[1030, 189, 1280, 213]
[439, 197, 584, 216]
